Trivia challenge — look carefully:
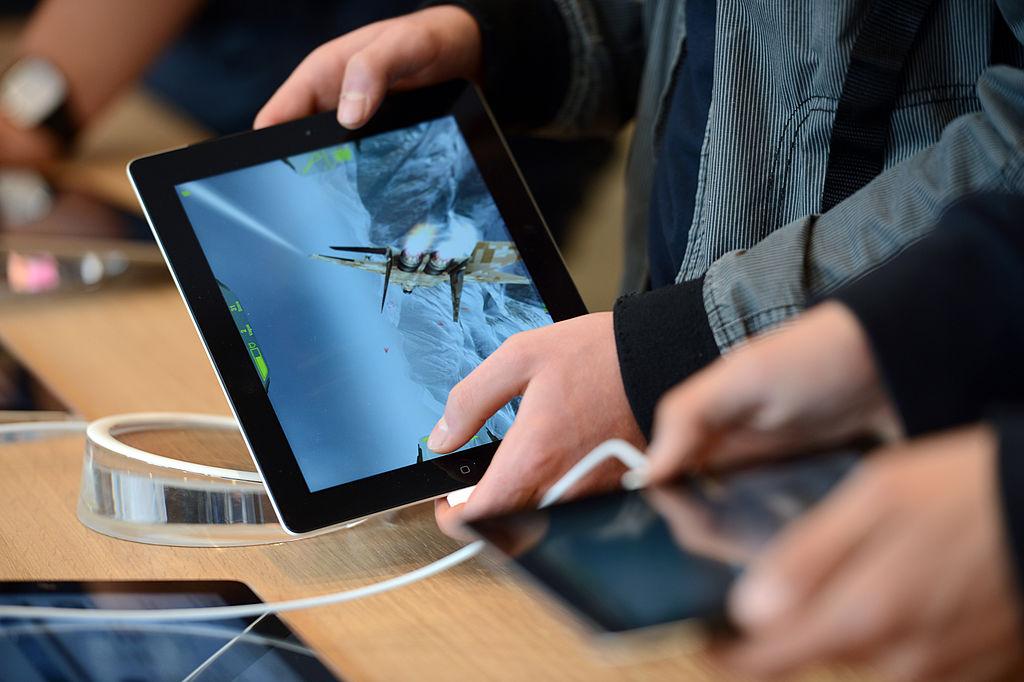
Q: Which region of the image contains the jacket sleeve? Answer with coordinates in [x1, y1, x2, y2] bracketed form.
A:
[699, 11, 1024, 350]
[613, 277, 721, 439]
[829, 195, 1024, 436]
[993, 410, 1024, 607]
[425, 0, 644, 136]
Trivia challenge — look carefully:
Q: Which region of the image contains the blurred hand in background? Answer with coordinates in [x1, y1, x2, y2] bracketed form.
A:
[645, 301, 903, 482]
[0, 115, 58, 166]
[1, 0, 206, 162]
[720, 426, 1023, 681]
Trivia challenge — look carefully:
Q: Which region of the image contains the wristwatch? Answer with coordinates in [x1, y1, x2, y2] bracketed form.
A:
[0, 56, 76, 148]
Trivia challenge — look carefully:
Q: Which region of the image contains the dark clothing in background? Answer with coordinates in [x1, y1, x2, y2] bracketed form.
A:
[647, 0, 717, 290]
[423, 0, 578, 131]
[833, 194, 1024, 601]
[612, 0, 719, 438]
[615, 0, 720, 439]
[834, 196, 1024, 437]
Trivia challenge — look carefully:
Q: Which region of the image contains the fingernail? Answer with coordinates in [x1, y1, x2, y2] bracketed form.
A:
[338, 92, 367, 127]
[731, 574, 792, 628]
[427, 416, 449, 452]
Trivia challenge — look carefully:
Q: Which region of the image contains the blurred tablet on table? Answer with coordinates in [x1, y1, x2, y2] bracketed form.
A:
[0, 171, 164, 296]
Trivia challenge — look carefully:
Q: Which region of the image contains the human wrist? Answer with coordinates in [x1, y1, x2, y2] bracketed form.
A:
[420, 0, 571, 128]
[419, 6, 483, 84]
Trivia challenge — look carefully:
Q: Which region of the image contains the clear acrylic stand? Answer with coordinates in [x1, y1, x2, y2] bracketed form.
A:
[76, 413, 360, 547]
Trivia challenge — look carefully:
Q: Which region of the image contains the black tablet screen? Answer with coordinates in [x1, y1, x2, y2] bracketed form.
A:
[469, 451, 859, 633]
[0, 581, 339, 681]
[175, 116, 554, 492]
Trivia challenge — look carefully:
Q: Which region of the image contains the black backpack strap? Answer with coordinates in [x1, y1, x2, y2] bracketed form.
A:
[820, 0, 941, 212]
[991, 8, 1024, 68]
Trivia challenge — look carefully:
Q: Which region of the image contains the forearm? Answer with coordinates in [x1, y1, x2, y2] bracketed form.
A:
[702, 64, 1024, 350]
[18, 0, 204, 126]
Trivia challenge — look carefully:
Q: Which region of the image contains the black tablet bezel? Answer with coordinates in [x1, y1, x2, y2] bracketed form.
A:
[129, 81, 586, 533]
[0, 580, 338, 680]
[467, 487, 735, 634]
[467, 450, 862, 634]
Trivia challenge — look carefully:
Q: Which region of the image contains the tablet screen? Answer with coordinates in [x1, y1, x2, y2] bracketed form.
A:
[0, 581, 339, 680]
[175, 116, 554, 492]
[469, 451, 858, 633]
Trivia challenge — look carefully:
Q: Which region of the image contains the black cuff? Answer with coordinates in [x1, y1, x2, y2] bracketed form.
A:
[613, 278, 720, 439]
[421, 0, 571, 129]
[994, 409, 1024, 609]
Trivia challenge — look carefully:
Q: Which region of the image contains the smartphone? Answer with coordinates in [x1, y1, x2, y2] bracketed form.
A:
[468, 450, 860, 640]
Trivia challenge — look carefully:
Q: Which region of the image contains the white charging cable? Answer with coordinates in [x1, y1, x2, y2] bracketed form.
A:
[0, 420, 88, 439]
[539, 438, 649, 508]
[0, 436, 648, 622]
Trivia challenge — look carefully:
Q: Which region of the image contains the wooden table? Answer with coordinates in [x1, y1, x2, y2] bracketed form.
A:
[0, 286, 733, 682]
[0, 81, 865, 682]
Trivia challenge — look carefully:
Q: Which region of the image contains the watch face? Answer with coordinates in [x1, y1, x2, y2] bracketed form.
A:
[0, 57, 67, 129]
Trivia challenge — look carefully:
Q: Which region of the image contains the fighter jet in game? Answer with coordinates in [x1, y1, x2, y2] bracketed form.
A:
[313, 222, 529, 322]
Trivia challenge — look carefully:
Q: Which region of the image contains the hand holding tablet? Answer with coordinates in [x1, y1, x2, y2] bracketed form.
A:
[255, 7, 483, 131]
[131, 82, 585, 533]
[431, 311, 646, 540]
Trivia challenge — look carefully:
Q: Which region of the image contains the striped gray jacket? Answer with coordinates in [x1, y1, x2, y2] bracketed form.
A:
[546, 0, 1024, 351]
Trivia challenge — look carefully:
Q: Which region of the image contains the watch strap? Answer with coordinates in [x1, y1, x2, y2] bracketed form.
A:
[39, 99, 77, 150]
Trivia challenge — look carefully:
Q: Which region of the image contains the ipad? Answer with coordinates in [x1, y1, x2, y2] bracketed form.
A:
[129, 81, 585, 533]
[468, 450, 859, 637]
[0, 580, 341, 680]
